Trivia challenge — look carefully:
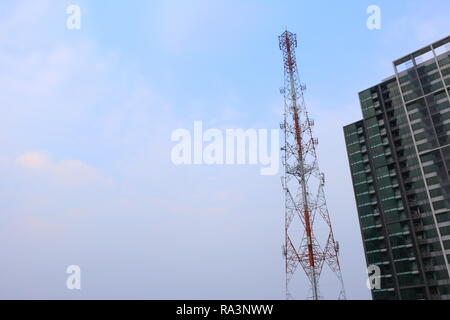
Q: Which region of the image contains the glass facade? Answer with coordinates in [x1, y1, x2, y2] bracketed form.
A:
[344, 36, 450, 300]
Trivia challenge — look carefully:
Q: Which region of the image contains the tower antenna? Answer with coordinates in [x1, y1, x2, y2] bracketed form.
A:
[279, 30, 346, 300]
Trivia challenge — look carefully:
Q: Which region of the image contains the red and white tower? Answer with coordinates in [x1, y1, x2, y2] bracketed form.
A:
[279, 30, 346, 300]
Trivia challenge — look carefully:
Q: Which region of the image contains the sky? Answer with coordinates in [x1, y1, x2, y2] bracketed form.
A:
[0, 0, 450, 300]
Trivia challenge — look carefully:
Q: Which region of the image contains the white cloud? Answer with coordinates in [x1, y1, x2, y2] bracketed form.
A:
[16, 151, 50, 169]
[21, 216, 65, 236]
[16, 151, 112, 185]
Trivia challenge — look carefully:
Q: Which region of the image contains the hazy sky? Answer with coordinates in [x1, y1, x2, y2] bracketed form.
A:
[1, 0, 450, 300]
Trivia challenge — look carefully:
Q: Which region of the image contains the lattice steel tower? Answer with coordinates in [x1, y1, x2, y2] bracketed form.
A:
[279, 30, 346, 300]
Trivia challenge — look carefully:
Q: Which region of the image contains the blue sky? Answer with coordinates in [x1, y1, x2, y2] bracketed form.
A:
[1, 0, 450, 300]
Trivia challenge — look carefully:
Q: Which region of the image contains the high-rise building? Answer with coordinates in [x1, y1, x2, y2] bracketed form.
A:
[344, 36, 450, 300]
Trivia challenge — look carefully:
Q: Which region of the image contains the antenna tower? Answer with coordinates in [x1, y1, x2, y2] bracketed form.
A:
[279, 30, 346, 300]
